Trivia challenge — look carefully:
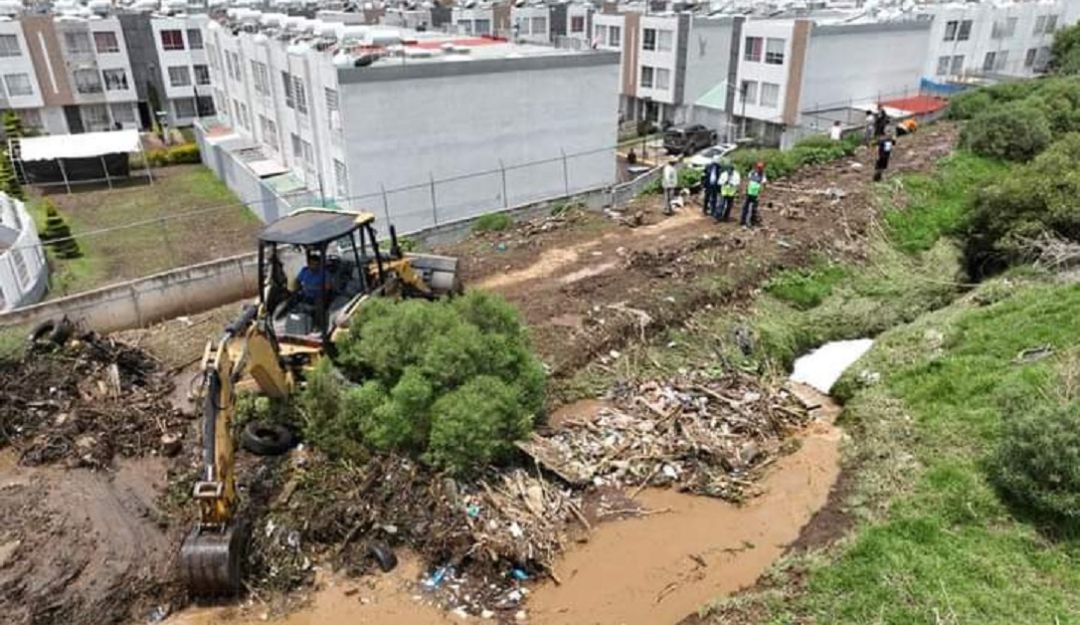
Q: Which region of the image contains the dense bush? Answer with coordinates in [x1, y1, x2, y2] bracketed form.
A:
[145, 143, 202, 167]
[962, 132, 1080, 277]
[959, 102, 1052, 161]
[991, 401, 1080, 530]
[1050, 23, 1080, 75]
[299, 291, 545, 476]
[472, 212, 513, 233]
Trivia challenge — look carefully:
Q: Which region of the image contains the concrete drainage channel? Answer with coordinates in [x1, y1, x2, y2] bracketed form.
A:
[164, 341, 871, 625]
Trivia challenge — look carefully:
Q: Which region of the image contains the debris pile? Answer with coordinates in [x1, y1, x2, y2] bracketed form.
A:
[0, 332, 189, 468]
[520, 374, 810, 502]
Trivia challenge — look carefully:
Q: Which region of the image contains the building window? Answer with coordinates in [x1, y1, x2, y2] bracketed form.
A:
[744, 36, 762, 62]
[175, 97, 197, 118]
[63, 31, 92, 54]
[936, 55, 950, 76]
[293, 76, 307, 114]
[991, 18, 1017, 40]
[571, 15, 585, 33]
[759, 82, 780, 107]
[983, 51, 996, 72]
[995, 50, 1009, 71]
[240, 103, 249, 129]
[0, 34, 19, 57]
[1025, 48, 1038, 68]
[102, 68, 129, 91]
[475, 18, 491, 35]
[207, 43, 219, 69]
[168, 66, 191, 87]
[643, 28, 656, 51]
[187, 28, 203, 49]
[291, 132, 302, 159]
[1036, 47, 1051, 70]
[161, 29, 184, 51]
[73, 69, 103, 94]
[282, 72, 295, 108]
[229, 52, 241, 81]
[251, 61, 266, 94]
[655, 67, 670, 90]
[111, 103, 135, 124]
[260, 115, 278, 150]
[10, 248, 29, 288]
[3, 73, 32, 97]
[640, 65, 654, 88]
[325, 87, 340, 130]
[82, 103, 109, 129]
[17, 108, 42, 132]
[608, 25, 620, 48]
[943, 20, 958, 41]
[93, 31, 119, 53]
[301, 140, 313, 167]
[196, 96, 214, 116]
[1045, 15, 1058, 34]
[531, 17, 546, 35]
[950, 54, 965, 75]
[193, 64, 210, 86]
[765, 38, 785, 65]
[957, 20, 972, 41]
[658, 30, 673, 52]
[334, 159, 348, 198]
[740, 80, 757, 105]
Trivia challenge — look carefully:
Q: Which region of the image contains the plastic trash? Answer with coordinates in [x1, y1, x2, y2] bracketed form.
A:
[424, 566, 451, 589]
[511, 567, 530, 581]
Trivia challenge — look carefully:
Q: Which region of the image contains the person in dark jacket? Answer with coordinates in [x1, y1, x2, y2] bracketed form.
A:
[702, 156, 722, 217]
[873, 132, 895, 182]
[874, 105, 890, 138]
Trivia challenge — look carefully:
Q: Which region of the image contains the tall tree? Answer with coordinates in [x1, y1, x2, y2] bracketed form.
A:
[1050, 23, 1080, 75]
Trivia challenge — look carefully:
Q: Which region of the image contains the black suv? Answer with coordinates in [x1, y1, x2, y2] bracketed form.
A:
[663, 124, 718, 155]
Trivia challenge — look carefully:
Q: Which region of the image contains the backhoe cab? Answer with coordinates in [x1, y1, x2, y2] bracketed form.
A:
[179, 208, 460, 597]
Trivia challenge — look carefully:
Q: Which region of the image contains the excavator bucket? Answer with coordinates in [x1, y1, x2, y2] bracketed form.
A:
[178, 522, 247, 596]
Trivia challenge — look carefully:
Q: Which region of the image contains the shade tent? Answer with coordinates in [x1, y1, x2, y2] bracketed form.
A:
[18, 130, 142, 161]
[8, 129, 153, 193]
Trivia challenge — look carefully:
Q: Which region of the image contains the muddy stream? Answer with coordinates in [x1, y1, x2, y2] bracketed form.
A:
[168, 384, 841, 625]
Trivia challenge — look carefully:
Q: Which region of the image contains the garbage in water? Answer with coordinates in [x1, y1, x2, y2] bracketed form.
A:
[790, 339, 874, 393]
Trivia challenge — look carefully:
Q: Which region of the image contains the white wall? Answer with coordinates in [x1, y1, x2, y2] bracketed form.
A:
[339, 56, 619, 233]
[0, 194, 48, 312]
[637, 14, 679, 105]
[922, 1, 1076, 79]
[800, 22, 930, 115]
[0, 21, 44, 112]
[734, 20, 794, 123]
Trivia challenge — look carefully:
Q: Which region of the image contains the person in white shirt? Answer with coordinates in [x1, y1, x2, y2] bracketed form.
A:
[661, 159, 678, 216]
[830, 120, 843, 141]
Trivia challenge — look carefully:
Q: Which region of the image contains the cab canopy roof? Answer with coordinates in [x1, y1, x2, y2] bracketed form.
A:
[258, 209, 375, 246]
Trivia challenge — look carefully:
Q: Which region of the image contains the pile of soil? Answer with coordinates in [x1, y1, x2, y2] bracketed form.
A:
[0, 332, 191, 468]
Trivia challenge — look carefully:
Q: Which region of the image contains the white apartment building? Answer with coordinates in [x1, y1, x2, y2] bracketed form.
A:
[0, 18, 46, 133]
[921, 0, 1080, 82]
[450, 6, 500, 36]
[148, 14, 214, 125]
[550, 3, 593, 47]
[511, 5, 550, 43]
[201, 19, 619, 231]
[0, 192, 47, 312]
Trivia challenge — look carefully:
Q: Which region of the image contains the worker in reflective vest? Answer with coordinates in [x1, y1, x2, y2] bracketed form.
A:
[741, 162, 766, 228]
[717, 163, 739, 222]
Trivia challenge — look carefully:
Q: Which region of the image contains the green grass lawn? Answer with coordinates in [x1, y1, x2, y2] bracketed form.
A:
[698, 153, 1080, 624]
[29, 164, 260, 297]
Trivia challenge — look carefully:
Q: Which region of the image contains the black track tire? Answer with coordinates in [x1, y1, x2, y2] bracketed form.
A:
[369, 542, 398, 573]
[240, 421, 295, 456]
[29, 319, 72, 346]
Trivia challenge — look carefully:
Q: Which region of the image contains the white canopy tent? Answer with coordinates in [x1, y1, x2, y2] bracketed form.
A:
[8, 129, 153, 193]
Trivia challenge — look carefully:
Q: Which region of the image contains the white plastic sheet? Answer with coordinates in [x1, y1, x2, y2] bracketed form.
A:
[18, 129, 141, 162]
[790, 338, 874, 394]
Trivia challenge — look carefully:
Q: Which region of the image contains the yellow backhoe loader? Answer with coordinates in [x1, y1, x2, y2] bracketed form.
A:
[179, 208, 460, 596]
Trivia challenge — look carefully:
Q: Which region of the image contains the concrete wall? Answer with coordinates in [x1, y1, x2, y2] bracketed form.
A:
[337, 53, 620, 233]
[799, 21, 931, 115]
[196, 130, 290, 224]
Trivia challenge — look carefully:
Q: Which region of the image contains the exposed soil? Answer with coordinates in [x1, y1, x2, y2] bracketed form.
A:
[441, 126, 957, 377]
[0, 453, 184, 625]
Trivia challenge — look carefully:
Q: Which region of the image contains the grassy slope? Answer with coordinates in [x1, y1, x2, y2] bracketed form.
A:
[699, 155, 1080, 623]
[29, 165, 258, 297]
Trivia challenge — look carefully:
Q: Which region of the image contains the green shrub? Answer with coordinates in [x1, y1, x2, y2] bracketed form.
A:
[677, 167, 702, 189]
[304, 292, 545, 476]
[146, 148, 171, 167]
[962, 133, 1080, 278]
[472, 212, 513, 233]
[1050, 23, 1080, 75]
[948, 90, 994, 120]
[168, 143, 201, 164]
[959, 102, 1052, 161]
[39, 199, 81, 259]
[991, 401, 1080, 530]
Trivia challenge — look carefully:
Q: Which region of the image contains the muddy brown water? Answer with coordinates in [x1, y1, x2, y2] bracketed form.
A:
[166, 384, 841, 625]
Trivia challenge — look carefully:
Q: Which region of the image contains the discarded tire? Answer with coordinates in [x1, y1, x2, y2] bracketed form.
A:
[369, 542, 398, 573]
[29, 319, 73, 347]
[239, 422, 295, 456]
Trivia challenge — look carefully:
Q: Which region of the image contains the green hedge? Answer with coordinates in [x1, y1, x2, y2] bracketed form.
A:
[959, 102, 1053, 161]
[145, 143, 201, 167]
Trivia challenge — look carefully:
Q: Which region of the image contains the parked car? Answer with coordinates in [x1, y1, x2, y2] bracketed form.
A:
[663, 124, 718, 155]
[687, 143, 739, 171]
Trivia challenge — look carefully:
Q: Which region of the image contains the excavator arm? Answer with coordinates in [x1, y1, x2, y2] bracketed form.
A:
[179, 306, 292, 596]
